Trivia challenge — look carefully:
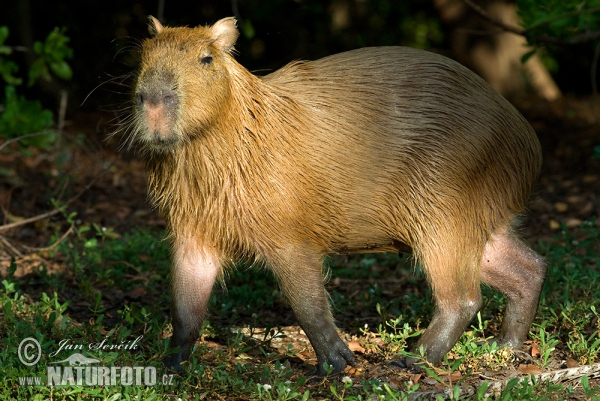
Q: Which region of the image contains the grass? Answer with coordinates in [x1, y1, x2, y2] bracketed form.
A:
[1, 216, 600, 400]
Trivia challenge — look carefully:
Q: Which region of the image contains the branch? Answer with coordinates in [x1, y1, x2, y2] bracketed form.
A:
[5, 45, 30, 53]
[460, 0, 526, 36]
[0, 168, 107, 233]
[460, 0, 600, 45]
[0, 207, 61, 233]
[0, 132, 53, 152]
[532, 30, 600, 45]
[0, 234, 24, 258]
[411, 363, 600, 399]
[22, 223, 74, 253]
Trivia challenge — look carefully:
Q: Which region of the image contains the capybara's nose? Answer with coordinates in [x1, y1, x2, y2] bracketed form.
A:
[136, 88, 178, 109]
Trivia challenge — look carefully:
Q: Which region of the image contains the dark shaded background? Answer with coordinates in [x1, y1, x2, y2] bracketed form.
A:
[1, 0, 599, 116]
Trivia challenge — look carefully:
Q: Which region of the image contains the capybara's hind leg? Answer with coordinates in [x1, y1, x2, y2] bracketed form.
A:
[166, 239, 221, 370]
[272, 245, 356, 375]
[409, 249, 483, 365]
[480, 226, 546, 348]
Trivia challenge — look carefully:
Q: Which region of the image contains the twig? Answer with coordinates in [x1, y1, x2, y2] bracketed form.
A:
[460, 0, 525, 36]
[0, 132, 52, 152]
[0, 234, 24, 258]
[0, 169, 106, 233]
[22, 223, 74, 253]
[0, 208, 62, 233]
[5, 45, 30, 53]
[533, 30, 600, 46]
[409, 363, 600, 400]
[526, 7, 600, 32]
[58, 90, 68, 133]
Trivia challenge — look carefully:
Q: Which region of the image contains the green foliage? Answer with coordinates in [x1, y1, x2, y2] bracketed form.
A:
[28, 27, 73, 85]
[0, 26, 73, 149]
[0, 85, 54, 148]
[2, 218, 600, 398]
[530, 321, 561, 368]
[498, 375, 564, 400]
[0, 26, 21, 86]
[517, 0, 600, 44]
[400, 11, 444, 50]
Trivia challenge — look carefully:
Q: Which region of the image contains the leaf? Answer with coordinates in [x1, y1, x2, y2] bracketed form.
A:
[348, 341, 365, 353]
[28, 58, 48, 85]
[521, 49, 537, 64]
[241, 20, 255, 40]
[33, 40, 43, 55]
[531, 343, 540, 357]
[518, 363, 543, 374]
[0, 58, 21, 85]
[0, 25, 9, 44]
[49, 60, 72, 80]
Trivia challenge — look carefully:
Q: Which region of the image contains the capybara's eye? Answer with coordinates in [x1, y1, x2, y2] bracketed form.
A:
[200, 55, 213, 65]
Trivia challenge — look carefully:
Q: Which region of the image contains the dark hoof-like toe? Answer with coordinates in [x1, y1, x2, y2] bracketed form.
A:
[164, 354, 185, 372]
[312, 343, 357, 376]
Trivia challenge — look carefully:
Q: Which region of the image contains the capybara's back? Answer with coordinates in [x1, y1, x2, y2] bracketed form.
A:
[131, 17, 546, 375]
[263, 47, 541, 255]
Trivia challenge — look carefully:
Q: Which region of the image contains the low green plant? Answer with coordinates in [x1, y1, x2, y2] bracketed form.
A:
[0, 26, 73, 149]
[530, 321, 561, 369]
[256, 362, 309, 401]
[497, 375, 564, 400]
[581, 375, 600, 400]
[3, 216, 600, 399]
[370, 314, 420, 357]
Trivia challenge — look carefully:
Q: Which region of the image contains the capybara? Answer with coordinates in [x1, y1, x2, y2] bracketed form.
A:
[129, 16, 546, 375]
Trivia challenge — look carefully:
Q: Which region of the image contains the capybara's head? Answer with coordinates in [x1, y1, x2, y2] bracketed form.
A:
[132, 17, 239, 151]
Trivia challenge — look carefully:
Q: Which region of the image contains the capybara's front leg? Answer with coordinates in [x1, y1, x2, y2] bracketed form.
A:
[272, 246, 356, 375]
[401, 245, 483, 367]
[411, 297, 482, 364]
[165, 237, 221, 370]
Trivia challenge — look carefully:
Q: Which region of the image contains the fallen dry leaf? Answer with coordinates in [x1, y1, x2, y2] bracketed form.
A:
[410, 373, 422, 384]
[439, 371, 462, 382]
[348, 341, 365, 353]
[518, 364, 542, 374]
[566, 358, 579, 368]
[531, 343, 540, 358]
[566, 218, 583, 228]
[295, 351, 311, 361]
[126, 287, 147, 298]
[554, 202, 568, 212]
[345, 366, 359, 375]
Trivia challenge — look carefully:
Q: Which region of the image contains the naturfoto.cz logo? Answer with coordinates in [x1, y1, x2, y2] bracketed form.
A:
[17, 336, 174, 387]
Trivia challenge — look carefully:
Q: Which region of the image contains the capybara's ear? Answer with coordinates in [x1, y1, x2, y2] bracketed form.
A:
[209, 17, 239, 52]
[148, 16, 164, 36]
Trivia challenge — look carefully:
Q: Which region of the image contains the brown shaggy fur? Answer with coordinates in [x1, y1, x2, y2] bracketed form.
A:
[129, 17, 545, 375]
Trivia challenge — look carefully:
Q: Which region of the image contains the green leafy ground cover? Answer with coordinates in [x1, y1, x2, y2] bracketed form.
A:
[1, 215, 599, 399]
